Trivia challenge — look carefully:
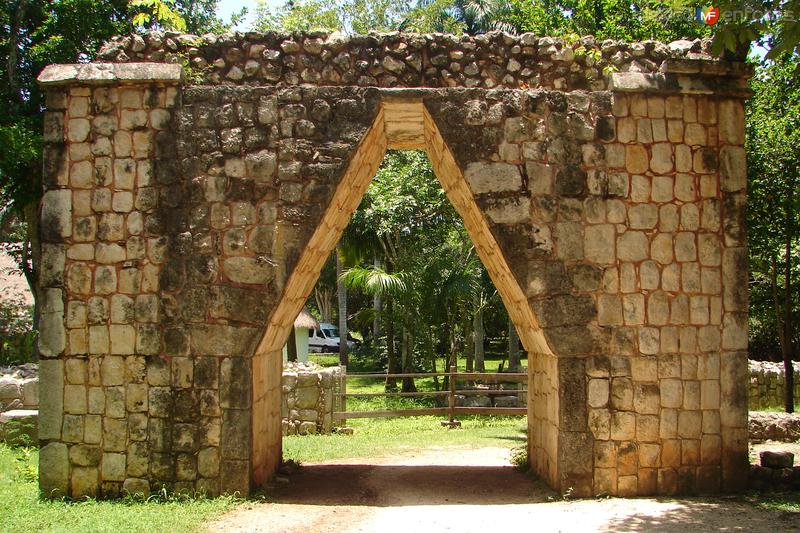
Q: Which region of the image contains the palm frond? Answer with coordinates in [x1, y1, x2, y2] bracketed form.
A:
[340, 265, 408, 296]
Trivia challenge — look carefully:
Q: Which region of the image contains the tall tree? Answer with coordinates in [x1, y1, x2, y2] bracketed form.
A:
[747, 54, 800, 412]
[508, 317, 520, 372]
[335, 246, 349, 366]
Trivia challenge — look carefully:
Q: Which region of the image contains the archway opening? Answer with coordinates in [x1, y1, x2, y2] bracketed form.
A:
[251, 99, 554, 488]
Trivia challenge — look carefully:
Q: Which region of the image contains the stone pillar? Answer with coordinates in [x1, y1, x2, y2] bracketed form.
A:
[37, 63, 183, 498]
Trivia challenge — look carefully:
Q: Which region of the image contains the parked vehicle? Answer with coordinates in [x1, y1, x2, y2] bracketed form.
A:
[308, 322, 356, 353]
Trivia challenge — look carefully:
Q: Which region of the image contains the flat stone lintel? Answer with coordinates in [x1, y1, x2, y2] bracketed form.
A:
[610, 71, 751, 97]
[38, 62, 183, 86]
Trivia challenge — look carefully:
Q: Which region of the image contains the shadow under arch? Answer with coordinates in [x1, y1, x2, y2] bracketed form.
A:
[251, 96, 555, 487]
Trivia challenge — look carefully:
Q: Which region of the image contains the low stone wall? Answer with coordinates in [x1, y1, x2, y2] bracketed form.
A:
[748, 360, 800, 410]
[748, 411, 800, 443]
[0, 364, 39, 411]
[281, 362, 340, 436]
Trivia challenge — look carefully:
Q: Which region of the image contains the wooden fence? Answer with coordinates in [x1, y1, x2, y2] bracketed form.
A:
[333, 365, 527, 426]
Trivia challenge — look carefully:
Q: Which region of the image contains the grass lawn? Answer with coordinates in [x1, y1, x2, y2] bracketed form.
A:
[0, 445, 238, 533]
[283, 415, 528, 463]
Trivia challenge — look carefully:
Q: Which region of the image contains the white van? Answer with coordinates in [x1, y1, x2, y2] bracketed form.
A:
[308, 322, 354, 353]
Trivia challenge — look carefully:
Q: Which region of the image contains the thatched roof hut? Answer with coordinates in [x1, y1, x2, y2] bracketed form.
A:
[294, 308, 319, 330]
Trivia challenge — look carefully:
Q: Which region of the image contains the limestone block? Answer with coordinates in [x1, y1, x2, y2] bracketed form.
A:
[102, 452, 127, 481]
[587, 379, 609, 408]
[38, 359, 64, 440]
[40, 442, 69, 497]
[617, 231, 648, 262]
[660, 379, 682, 408]
[464, 162, 522, 193]
[41, 189, 72, 241]
[718, 100, 744, 145]
[610, 411, 635, 440]
[122, 478, 150, 498]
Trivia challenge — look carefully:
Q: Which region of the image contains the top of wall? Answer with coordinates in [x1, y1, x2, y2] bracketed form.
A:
[92, 30, 751, 92]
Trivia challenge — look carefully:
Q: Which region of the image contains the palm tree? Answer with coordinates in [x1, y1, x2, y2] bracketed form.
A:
[341, 263, 408, 391]
[402, 0, 516, 35]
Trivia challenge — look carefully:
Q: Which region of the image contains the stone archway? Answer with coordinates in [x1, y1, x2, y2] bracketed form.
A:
[36, 32, 751, 500]
[250, 96, 553, 487]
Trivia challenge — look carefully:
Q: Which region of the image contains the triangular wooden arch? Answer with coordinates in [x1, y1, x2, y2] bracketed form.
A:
[251, 98, 553, 485]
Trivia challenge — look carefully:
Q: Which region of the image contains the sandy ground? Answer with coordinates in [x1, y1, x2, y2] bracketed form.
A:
[206, 446, 800, 533]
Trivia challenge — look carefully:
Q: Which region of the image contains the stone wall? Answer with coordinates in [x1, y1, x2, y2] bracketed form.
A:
[0, 364, 39, 411]
[281, 362, 338, 435]
[748, 360, 800, 410]
[36, 31, 751, 499]
[95, 31, 749, 94]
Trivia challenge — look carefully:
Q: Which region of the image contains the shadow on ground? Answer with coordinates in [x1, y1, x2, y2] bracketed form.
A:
[602, 499, 800, 531]
[274, 464, 554, 506]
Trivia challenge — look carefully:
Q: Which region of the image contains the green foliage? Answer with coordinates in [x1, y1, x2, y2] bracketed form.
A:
[130, 0, 187, 31]
[711, 0, 800, 58]
[13, 447, 37, 482]
[0, 295, 36, 366]
[506, 0, 711, 41]
[252, 0, 343, 32]
[746, 54, 800, 361]
[509, 443, 529, 471]
[252, 0, 412, 33]
[0, 444, 238, 533]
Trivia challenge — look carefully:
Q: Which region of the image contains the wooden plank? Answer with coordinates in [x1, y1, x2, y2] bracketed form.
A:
[335, 390, 450, 398]
[333, 408, 449, 419]
[453, 407, 527, 416]
[455, 372, 528, 383]
[453, 389, 528, 396]
[383, 99, 425, 149]
[332, 407, 527, 419]
[345, 372, 445, 379]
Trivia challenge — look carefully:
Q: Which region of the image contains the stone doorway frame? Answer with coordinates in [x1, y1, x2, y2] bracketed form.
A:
[251, 97, 552, 486]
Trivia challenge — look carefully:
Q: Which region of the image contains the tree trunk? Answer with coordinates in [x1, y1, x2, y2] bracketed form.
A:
[286, 326, 298, 362]
[385, 297, 398, 391]
[314, 287, 333, 323]
[508, 316, 521, 372]
[783, 184, 795, 413]
[6, 0, 28, 104]
[401, 321, 417, 392]
[335, 247, 348, 366]
[465, 309, 474, 372]
[23, 201, 40, 359]
[427, 324, 439, 389]
[373, 257, 382, 345]
[473, 293, 485, 372]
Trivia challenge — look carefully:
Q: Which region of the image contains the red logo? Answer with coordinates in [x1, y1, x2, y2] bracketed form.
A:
[702, 6, 720, 25]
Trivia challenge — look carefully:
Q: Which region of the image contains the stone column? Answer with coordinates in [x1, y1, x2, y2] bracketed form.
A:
[37, 63, 183, 498]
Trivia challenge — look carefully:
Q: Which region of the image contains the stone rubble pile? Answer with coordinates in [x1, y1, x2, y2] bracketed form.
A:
[748, 411, 800, 443]
[0, 364, 39, 411]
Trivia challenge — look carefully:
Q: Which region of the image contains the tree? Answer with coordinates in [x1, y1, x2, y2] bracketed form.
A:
[712, 0, 800, 58]
[1, 0, 134, 342]
[335, 245, 349, 366]
[746, 54, 800, 413]
[252, 0, 411, 33]
[505, 0, 710, 41]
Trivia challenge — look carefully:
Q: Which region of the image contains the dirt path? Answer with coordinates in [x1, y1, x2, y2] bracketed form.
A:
[207, 447, 800, 533]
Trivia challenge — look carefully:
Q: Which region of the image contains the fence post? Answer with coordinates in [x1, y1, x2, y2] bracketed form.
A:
[339, 364, 347, 428]
[441, 364, 461, 428]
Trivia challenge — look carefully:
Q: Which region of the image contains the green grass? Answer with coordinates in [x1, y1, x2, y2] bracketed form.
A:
[747, 492, 800, 513]
[0, 444, 238, 533]
[284, 415, 527, 463]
